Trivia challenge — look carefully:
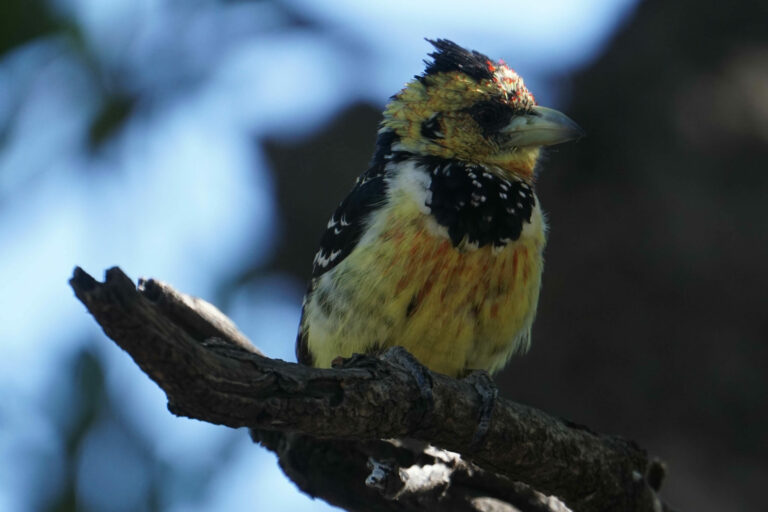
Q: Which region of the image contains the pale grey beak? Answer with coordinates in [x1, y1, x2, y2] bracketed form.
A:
[500, 105, 584, 147]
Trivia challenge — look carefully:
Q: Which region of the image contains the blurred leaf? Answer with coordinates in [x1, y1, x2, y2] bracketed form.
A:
[67, 349, 106, 452]
[0, 0, 60, 55]
[219, 0, 322, 29]
[45, 348, 106, 512]
[88, 94, 137, 150]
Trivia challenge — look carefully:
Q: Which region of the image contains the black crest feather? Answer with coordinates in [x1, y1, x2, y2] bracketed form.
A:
[421, 39, 495, 83]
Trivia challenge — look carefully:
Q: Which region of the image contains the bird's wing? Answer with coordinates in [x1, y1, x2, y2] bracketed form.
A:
[296, 170, 388, 365]
[310, 172, 388, 278]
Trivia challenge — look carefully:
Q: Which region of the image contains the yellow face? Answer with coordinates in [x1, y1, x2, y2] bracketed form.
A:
[382, 62, 541, 179]
[381, 41, 582, 181]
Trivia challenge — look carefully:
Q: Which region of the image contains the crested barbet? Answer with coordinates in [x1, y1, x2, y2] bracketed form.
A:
[297, 39, 583, 377]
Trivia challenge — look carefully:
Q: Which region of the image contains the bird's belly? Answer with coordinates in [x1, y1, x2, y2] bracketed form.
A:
[305, 202, 545, 377]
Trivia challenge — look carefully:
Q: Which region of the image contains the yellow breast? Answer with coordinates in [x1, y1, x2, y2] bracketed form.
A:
[304, 195, 546, 377]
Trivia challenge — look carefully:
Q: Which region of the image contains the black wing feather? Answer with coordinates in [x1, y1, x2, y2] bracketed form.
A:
[311, 173, 388, 278]
[296, 132, 396, 365]
[296, 171, 388, 366]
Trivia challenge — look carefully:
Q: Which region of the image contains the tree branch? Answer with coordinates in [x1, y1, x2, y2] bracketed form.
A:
[69, 266, 674, 512]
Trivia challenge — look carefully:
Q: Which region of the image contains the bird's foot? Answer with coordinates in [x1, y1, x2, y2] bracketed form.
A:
[380, 347, 434, 421]
[463, 370, 498, 449]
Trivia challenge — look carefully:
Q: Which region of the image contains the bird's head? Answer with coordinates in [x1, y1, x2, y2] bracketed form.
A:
[381, 39, 583, 181]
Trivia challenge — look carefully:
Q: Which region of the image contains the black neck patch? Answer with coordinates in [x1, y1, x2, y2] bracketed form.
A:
[421, 158, 535, 248]
[420, 39, 495, 83]
[370, 130, 535, 248]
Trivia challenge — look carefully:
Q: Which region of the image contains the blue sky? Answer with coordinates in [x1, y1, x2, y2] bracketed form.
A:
[0, 0, 637, 509]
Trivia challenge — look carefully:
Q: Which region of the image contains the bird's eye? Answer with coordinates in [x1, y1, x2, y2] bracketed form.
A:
[468, 101, 512, 135]
[475, 106, 500, 125]
[421, 114, 444, 140]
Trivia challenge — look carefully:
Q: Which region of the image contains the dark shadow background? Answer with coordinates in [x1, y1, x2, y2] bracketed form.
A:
[2, 0, 766, 510]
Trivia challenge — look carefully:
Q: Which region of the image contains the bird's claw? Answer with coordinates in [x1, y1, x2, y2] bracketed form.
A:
[463, 370, 498, 449]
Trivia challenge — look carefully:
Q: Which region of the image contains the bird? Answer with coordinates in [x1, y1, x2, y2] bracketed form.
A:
[296, 39, 582, 378]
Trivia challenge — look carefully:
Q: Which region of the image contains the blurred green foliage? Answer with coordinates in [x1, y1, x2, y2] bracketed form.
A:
[0, 0, 59, 55]
[88, 94, 136, 150]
